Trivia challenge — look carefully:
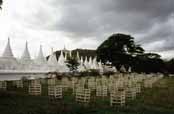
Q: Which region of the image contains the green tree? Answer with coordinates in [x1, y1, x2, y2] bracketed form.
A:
[66, 57, 79, 72]
[97, 33, 144, 69]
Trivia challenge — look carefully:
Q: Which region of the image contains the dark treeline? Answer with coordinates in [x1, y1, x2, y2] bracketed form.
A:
[47, 49, 96, 61]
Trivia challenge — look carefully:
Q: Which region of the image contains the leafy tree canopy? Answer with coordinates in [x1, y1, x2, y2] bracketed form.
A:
[97, 33, 144, 68]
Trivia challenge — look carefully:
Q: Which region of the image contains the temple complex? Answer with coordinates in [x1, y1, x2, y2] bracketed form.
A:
[0, 38, 117, 80]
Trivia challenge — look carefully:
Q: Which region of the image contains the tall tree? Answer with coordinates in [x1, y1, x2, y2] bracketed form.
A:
[97, 33, 144, 69]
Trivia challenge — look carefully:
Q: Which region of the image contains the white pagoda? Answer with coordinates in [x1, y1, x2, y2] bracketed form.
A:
[0, 38, 18, 70]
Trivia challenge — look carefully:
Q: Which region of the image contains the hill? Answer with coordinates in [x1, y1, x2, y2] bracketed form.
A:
[47, 49, 97, 60]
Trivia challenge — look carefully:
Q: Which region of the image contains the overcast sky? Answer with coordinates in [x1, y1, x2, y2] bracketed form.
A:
[0, 0, 173, 59]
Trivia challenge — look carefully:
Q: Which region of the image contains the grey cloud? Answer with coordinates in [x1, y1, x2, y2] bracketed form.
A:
[12, 0, 174, 53]
[50, 0, 174, 39]
[139, 15, 174, 51]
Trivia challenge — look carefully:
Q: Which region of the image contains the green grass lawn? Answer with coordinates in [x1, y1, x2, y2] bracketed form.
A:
[0, 77, 174, 114]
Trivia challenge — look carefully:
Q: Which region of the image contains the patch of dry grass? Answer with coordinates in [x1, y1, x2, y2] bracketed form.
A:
[139, 77, 174, 109]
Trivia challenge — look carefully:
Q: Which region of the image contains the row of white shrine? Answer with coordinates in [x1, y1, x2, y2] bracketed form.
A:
[0, 38, 118, 73]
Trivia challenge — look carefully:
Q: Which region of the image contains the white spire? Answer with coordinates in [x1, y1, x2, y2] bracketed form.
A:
[47, 48, 57, 66]
[80, 56, 84, 64]
[92, 57, 98, 69]
[57, 50, 69, 72]
[78, 56, 85, 72]
[58, 50, 65, 65]
[2, 38, 14, 58]
[69, 50, 72, 58]
[21, 41, 31, 60]
[98, 60, 103, 73]
[19, 41, 33, 71]
[88, 56, 93, 69]
[36, 45, 46, 64]
[65, 52, 67, 61]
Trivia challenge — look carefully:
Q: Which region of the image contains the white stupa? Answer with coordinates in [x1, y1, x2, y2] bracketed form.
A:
[88, 56, 93, 69]
[20, 42, 32, 63]
[47, 48, 58, 71]
[19, 41, 35, 70]
[2, 38, 14, 58]
[92, 57, 99, 69]
[80, 56, 84, 64]
[76, 51, 80, 62]
[58, 51, 65, 65]
[84, 56, 89, 69]
[34, 45, 48, 71]
[35, 45, 47, 64]
[57, 50, 69, 72]
[0, 38, 18, 70]
[120, 65, 126, 73]
[78, 56, 85, 72]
